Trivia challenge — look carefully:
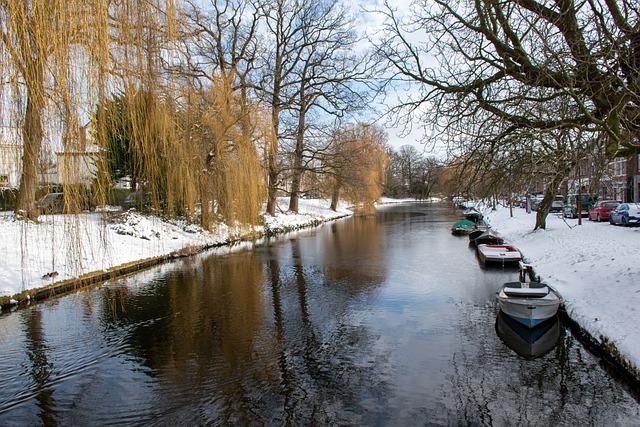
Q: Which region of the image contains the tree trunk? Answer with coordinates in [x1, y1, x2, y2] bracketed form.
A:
[266, 98, 281, 216]
[534, 171, 567, 230]
[266, 43, 283, 217]
[15, 75, 45, 220]
[288, 100, 306, 213]
[330, 183, 340, 211]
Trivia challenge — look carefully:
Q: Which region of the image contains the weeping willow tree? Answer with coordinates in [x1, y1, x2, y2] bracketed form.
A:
[177, 76, 266, 229]
[0, 0, 112, 219]
[98, 0, 265, 229]
[0, 0, 269, 293]
[0, 0, 263, 223]
[323, 123, 389, 210]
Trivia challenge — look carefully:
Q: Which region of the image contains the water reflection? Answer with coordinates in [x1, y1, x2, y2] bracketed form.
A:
[495, 312, 562, 359]
[322, 214, 387, 290]
[23, 309, 56, 425]
[0, 203, 638, 425]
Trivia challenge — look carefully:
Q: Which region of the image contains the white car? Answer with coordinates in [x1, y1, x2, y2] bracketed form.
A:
[550, 195, 564, 212]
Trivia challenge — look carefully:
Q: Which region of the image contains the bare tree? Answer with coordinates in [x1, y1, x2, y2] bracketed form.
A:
[256, 0, 371, 215]
[285, 0, 367, 213]
[376, 1, 640, 155]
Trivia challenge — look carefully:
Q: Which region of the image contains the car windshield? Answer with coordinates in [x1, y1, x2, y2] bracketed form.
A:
[604, 202, 619, 208]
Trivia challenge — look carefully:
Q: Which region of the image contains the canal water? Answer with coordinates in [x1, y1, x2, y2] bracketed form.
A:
[1, 203, 639, 425]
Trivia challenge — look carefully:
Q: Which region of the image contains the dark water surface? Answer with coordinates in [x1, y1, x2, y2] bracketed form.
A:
[1, 203, 639, 425]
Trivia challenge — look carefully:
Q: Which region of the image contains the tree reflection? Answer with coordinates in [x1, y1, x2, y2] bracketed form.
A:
[321, 214, 387, 292]
[22, 308, 56, 425]
[99, 252, 265, 395]
[91, 214, 394, 424]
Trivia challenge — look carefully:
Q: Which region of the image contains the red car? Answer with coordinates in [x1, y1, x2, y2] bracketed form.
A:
[588, 200, 621, 222]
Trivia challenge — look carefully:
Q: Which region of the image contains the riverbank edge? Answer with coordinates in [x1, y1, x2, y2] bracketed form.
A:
[557, 308, 640, 390]
[482, 217, 640, 387]
[0, 211, 352, 311]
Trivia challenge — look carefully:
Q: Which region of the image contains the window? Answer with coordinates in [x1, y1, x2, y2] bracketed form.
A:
[614, 158, 626, 176]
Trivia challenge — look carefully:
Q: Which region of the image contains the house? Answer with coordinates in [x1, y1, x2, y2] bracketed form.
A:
[0, 124, 100, 189]
[56, 148, 100, 186]
[0, 143, 22, 189]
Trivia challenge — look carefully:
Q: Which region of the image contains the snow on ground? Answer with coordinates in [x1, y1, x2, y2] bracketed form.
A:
[482, 204, 640, 370]
[0, 197, 352, 298]
[262, 198, 351, 234]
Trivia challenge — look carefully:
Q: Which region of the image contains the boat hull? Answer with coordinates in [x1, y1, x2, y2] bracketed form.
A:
[497, 289, 561, 328]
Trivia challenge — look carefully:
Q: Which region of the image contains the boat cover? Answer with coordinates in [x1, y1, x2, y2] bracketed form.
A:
[474, 232, 504, 245]
[503, 281, 549, 298]
[469, 229, 485, 241]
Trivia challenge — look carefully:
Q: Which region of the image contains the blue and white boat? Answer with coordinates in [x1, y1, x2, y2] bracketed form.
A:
[497, 281, 562, 328]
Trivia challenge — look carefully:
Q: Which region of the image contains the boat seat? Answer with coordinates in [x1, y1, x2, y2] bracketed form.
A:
[503, 281, 549, 298]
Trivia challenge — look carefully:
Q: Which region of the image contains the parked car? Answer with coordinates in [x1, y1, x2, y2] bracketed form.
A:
[36, 192, 64, 214]
[548, 195, 564, 213]
[563, 194, 593, 218]
[588, 200, 620, 222]
[609, 203, 640, 226]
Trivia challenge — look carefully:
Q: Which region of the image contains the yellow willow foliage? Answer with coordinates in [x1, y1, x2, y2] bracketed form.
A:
[332, 124, 389, 207]
[179, 76, 265, 229]
[0, 0, 113, 218]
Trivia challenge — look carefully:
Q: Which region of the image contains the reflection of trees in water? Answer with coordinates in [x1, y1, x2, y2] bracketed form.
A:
[98, 252, 265, 414]
[322, 215, 387, 292]
[22, 308, 57, 425]
[262, 239, 393, 425]
[92, 216, 393, 424]
[442, 305, 640, 425]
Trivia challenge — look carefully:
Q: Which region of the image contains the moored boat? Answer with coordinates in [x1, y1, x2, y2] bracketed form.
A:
[463, 208, 483, 222]
[451, 219, 477, 235]
[468, 229, 485, 241]
[477, 244, 522, 264]
[470, 231, 504, 246]
[497, 281, 562, 328]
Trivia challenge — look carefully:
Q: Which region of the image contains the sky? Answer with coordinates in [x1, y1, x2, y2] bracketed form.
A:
[350, 0, 444, 156]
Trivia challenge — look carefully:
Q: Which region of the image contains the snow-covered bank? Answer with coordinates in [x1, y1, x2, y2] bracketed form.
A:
[484, 206, 640, 373]
[0, 198, 352, 300]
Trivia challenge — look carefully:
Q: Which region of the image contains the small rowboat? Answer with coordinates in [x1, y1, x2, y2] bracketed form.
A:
[497, 281, 562, 328]
[477, 244, 522, 264]
[468, 229, 485, 241]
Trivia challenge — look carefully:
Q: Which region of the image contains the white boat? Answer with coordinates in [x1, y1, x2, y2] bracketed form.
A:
[497, 281, 562, 328]
[477, 244, 522, 264]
